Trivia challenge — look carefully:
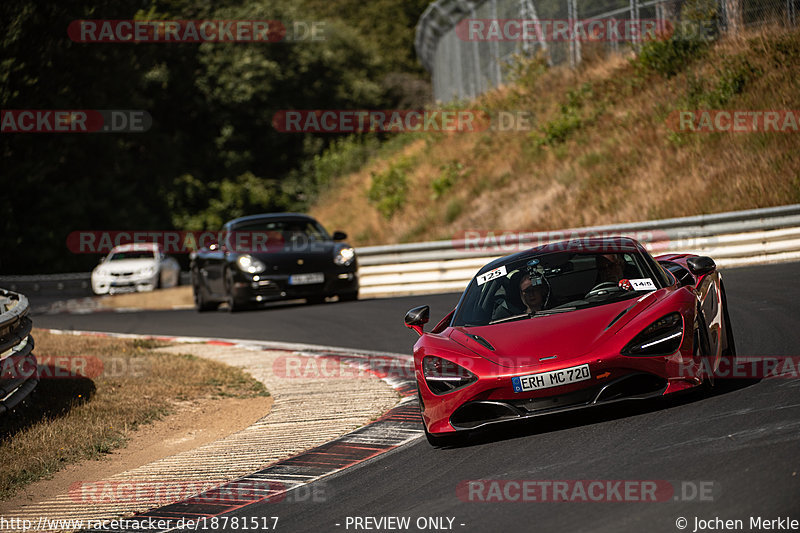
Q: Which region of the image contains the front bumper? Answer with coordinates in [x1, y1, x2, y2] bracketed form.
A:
[92, 273, 159, 295]
[230, 269, 359, 303]
[418, 350, 703, 435]
[446, 372, 668, 431]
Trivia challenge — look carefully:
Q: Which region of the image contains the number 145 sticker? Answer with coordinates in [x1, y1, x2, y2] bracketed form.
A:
[629, 278, 656, 291]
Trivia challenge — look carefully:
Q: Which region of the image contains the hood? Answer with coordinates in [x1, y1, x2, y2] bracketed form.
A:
[96, 258, 156, 273]
[450, 292, 661, 368]
[250, 240, 341, 272]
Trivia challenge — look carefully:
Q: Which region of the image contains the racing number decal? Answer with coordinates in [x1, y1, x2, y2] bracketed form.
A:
[629, 278, 656, 291]
[477, 265, 507, 286]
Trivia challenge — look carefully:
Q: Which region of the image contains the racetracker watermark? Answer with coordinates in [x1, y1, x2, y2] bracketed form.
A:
[450, 230, 714, 254]
[456, 19, 712, 42]
[0, 355, 148, 380]
[1, 110, 151, 133]
[68, 20, 325, 43]
[67, 230, 295, 254]
[272, 355, 414, 380]
[681, 356, 800, 380]
[271, 110, 535, 133]
[69, 479, 327, 504]
[457, 480, 719, 502]
[667, 110, 800, 133]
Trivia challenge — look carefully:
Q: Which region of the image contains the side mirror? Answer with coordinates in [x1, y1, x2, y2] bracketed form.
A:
[687, 256, 716, 277]
[404, 305, 430, 336]
[332, 231, 347, 241]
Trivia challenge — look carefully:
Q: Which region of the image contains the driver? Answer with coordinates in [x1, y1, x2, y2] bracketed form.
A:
[519, 274, 547, 312]
[595, 254, 626, 284]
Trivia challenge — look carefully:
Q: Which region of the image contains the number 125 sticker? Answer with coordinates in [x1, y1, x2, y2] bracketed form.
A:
[477, 265, 507, 286]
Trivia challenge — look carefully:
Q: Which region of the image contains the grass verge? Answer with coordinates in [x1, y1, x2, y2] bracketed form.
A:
[0, 330, 268, 501]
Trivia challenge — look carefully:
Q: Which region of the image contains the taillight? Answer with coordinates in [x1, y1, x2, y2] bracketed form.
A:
[422, 356, 476, 395]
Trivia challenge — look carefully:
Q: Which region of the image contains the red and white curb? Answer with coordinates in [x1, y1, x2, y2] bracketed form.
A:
[38, 329, 423, 533]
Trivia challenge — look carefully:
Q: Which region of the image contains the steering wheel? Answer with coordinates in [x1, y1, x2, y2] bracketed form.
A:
[584, 281, 620, 299]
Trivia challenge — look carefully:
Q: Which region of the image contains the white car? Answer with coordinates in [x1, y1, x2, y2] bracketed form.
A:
[91, 243, 181, 295]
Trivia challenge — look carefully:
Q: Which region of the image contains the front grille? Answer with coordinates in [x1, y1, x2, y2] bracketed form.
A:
[509, 386, 598, 414]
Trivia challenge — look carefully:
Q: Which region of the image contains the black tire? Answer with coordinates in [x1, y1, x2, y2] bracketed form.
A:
[693, 309, 714, 389]
[338, 291, 358, 302]
[225, 269, 249, 312]
[193, 273, 216, 312]
[720, 281, 737, 359]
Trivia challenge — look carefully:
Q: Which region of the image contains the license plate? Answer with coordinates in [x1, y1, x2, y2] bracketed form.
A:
[512, 364, 591, 393]
[289, 272, 324, 285]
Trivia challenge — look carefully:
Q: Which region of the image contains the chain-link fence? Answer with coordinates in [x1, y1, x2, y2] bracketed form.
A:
[415, 0, 799, 102]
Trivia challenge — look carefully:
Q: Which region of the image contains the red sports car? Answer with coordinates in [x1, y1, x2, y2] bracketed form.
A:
[404, 237, 736, 446]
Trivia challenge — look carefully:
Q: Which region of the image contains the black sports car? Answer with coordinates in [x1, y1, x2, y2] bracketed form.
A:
[190, 213, 358, 311]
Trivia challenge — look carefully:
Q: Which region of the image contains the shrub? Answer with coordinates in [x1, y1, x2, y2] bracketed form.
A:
[367, 158, 411, 219]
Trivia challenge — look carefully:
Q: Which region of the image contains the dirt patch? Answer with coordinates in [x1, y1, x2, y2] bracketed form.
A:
[0, 395, 272, 513]
[99, 286, 194, 309]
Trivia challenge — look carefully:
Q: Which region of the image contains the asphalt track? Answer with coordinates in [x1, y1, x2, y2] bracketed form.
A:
[35, 262, 800, 533]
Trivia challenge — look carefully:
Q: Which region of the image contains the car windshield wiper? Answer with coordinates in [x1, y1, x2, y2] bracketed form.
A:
[534, 307, 576, 315]
[489, 312, 532, 325]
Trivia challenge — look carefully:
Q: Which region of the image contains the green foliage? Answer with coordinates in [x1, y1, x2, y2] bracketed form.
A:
[431, 161, 469, 199]
[636, 31, 708, 78]
[686, 56, 760, 108]
[534, 83, 597, 146]
[367, 158, 411, 219]
[0, 0, 422, 273]
[298, 0, 430, 74]
[444, 199, 464, 223]
[503, 52, 549, 88]
[286, 135, 382, 205]
[635, 0, 719, 79]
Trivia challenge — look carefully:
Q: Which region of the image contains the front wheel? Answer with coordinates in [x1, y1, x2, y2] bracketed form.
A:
[338, 291, 358, 302]
[720, 281, 736, 359]
[193, 272, 216, 312]
[225, 269, 249, 312]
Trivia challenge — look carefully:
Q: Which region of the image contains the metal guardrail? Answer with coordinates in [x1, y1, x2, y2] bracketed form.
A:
[356, 204, 800, 296]
[0, 289, 38, 414]
[2, 205, 799, 302]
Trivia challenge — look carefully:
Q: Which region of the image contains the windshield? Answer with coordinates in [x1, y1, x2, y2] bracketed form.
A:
[452, 251, 661, 327]
[229, 219, 330, 243]
[108, 250, 155, 261]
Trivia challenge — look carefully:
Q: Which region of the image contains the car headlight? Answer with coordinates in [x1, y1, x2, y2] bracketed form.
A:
[334, 246, 355, 266]
[422, 356, 476, 395]
[622, 313, 684, 357]
[236, 254, 266, 274]
[139, 266, 158, 276]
